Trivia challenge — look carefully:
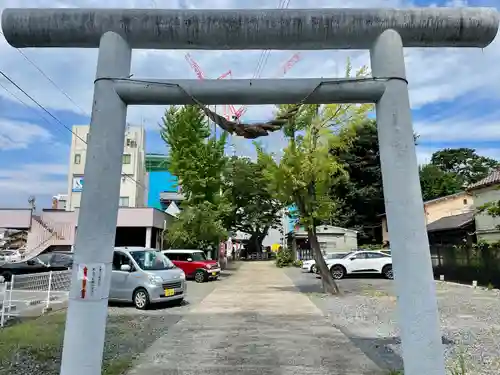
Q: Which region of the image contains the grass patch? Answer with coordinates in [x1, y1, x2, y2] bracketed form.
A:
[102, 356, 134, 375]
[0, 311, 135, 375]
[0, 312, 66, 363]
[387, 351, 470, 375]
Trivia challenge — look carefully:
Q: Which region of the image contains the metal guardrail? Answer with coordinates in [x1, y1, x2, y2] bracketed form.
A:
[0, 270, 71, 327]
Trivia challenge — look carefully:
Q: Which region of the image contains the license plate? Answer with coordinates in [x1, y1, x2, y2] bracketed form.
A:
[212, 272, 217, 276]
[164, 289, 175, 297]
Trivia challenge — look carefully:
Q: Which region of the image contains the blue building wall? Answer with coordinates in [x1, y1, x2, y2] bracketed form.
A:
[286, 204, 299, 233]
[147, 171, 179, 210]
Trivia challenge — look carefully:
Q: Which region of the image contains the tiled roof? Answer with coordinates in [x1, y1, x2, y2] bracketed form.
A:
[467, 169, 500, 191]
[426, 211, 474, 233]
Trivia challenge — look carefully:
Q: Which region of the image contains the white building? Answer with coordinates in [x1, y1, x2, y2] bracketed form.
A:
[66, 125, 146, 211]
[52, 194, 68, 210]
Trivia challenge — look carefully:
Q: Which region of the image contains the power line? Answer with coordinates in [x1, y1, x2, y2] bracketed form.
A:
[252, 0, 291, 80]
[0, 30, 90, 118]
[0, 28, 148, 192]
[0, 69, 148, 191]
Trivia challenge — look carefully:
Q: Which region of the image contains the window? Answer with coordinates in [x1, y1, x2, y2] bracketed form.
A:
[52, 253, 73, 266]
[119, 196, 129, 207]
[366, 252, 385, 259]
[176, 253, 191, 261]
[164, 252, 178, 261]
[130, 250, 174, 270]
[463, 199, 468, 205]
[74, 154, 81, 164]
[86, 133, 90, 143]
[326, 253, 348, 260]
[190, 251, 207, 261]
[122, 154, 131, 164]
[37, 253, 52, 265]
[352, 252, 368, 259]
[112, 252, 133, 271]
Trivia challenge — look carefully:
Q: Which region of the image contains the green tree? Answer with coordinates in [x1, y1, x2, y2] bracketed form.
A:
[419, 163, 462, 201]
[222, 156, 282, 253]
[430, 148, 498, 187]
[257, 60, 372, 294]
[329, 119, 385, 244]
[160, 105, 228, 249]
[166, 201, 227, 249]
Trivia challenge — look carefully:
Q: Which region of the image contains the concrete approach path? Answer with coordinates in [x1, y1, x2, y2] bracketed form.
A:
[127, 261, 384, 375]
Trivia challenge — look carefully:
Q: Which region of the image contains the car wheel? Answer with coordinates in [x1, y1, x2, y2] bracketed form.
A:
[310, 265, 316, 273]
[382, 265, 394, 280]
[1, 271, 12, 282]
[194, 270, 206, 283]
[133, 288, 150, 310]
[331, 265, 346, 280]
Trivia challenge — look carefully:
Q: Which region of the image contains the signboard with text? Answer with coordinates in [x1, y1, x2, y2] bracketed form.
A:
[72, 176, 84, 192]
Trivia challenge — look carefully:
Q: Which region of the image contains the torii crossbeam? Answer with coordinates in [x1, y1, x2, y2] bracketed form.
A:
[2, 7, 498, 375]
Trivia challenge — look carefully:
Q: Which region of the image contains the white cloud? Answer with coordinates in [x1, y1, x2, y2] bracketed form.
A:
[414, 107, 500, 142]
[0, 0, 500, 207]
[0, 163, 67, 207]
[2, 0, 497, 129]
[0, 119, 52, 150]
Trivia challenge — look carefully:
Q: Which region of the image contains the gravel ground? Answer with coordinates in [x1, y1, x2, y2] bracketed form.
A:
[286, 268, 500, 374]
[0, 270, 229, 375]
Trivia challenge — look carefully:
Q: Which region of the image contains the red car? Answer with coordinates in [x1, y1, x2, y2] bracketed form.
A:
[163, 249, 221, 283]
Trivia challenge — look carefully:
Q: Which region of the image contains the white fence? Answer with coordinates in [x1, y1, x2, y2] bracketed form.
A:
[0, 270, 71, 327]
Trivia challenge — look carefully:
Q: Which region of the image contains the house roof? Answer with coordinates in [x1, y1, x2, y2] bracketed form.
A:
[378, 191, 468, 217]
[467, 169, 500, 191]
[426, 211, 474, 233]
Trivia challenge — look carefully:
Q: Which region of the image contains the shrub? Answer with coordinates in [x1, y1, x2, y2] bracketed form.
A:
[275, 247, 294, 268]
[292, 259, 303, 268]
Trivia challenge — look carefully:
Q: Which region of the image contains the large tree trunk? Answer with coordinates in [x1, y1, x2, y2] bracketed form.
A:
[247, 225, 270, 254]
[307, 225, 340, 295]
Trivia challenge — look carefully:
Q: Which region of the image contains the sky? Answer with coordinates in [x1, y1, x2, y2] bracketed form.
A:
[1, 0, 500, 209]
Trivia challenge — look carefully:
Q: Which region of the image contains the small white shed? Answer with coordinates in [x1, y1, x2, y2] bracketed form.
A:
[290, 225, 358, 259]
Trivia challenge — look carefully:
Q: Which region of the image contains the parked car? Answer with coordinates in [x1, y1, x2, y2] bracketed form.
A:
[110, 247, 186, 309]
[0, 249, 23, 263]
[315, 250, 393, 280]
[163, 249, 220, 283]
[0, 256, 50, 281]
[37, 251, 74, 269]
[301, 252, 349, 273]
[0, 251, 75, 281]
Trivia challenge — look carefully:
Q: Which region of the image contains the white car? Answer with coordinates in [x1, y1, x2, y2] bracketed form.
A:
[325, 250, 393, 279]
[301, 252, 349, 273]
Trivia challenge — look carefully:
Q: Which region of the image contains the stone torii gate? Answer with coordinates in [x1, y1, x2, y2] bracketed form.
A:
[2, 7, 498, 375]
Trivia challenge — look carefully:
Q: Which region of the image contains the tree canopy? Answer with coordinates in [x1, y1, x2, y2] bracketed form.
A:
[160, 105, 228, 249]
[430, 148, 498, 187]
[419, 148, 498, 201]
[257, 60, 373, 294]
[330, 119, 385, 244]
[222, 156, 282, 252]
[419, 163, 463, 202]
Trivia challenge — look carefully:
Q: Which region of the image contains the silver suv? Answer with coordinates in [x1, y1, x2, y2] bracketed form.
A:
[110, 247, 186, 309]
